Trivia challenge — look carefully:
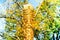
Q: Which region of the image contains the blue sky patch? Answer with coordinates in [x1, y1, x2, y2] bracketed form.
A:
[0, 0, 6, 4]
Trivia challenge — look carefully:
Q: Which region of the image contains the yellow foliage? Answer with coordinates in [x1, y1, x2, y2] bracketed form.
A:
[6, 10, 14, 14]
[31, 21, 40, 30]
[48, 9, 56, 17]
[11, 3, 17, 8]
[46, 0, 58, 3]
[6, 17, 17, 23]
[6, 18, 10, 21]
[9, 10, 14, 14]
[16, 26, 23, 37]
[15, 9, 20, 13]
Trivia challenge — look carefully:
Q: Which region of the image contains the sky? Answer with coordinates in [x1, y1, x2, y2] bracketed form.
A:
[0, 0, 6, 4]
[28, 0, 40, 8]
[0, 0, 7, 32]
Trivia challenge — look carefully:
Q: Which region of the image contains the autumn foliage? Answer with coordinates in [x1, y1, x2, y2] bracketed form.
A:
[3, 0, 60, 40]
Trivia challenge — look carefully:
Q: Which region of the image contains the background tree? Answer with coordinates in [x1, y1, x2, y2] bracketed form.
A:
[35, 0, 60, 40]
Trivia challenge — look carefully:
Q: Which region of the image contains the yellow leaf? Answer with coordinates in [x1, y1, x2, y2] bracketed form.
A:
[46, 0, 58, 3]
[11, 3, 17, 8]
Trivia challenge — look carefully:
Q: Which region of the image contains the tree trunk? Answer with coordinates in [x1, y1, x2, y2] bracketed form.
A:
[22, 4, 34, 40]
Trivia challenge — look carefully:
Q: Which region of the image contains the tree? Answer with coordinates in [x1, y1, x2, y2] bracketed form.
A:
[0, 0, 60, 40]
[35, 0, 60, 40]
